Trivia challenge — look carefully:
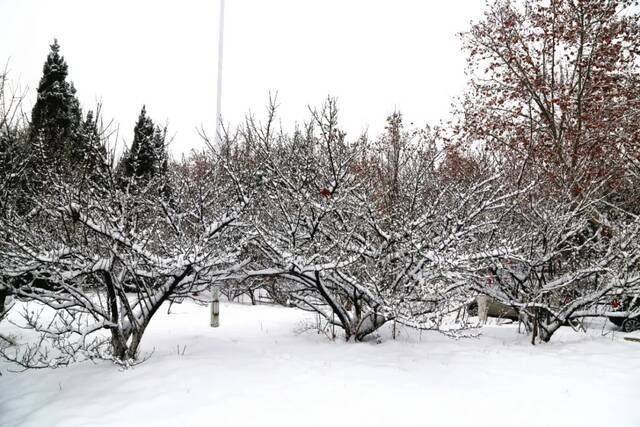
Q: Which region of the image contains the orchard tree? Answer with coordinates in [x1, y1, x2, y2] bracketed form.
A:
[365, 141, 525, 333]
[0, 141, 248, 367]
[468, 185, 640, 343]
[237, 99, 390, 341]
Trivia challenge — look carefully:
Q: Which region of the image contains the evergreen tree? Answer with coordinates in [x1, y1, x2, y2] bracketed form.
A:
[30, 39, 83, 166]
[120, 106, 168, 187]
[152, 125, 168, 177]
[78, 110, 110, 186]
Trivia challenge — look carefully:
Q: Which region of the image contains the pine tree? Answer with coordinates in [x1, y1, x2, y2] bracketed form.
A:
[120, 106, 168, 187]
[78, 110, 110, 185]
[152, 125, 168, 177]
[30, 39, 83, 166]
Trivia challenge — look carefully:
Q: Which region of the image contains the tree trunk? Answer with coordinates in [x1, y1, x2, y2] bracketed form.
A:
[531, 312, 538, 345]
[527, 309, 560, 344]
[537, 320, 560, 343]
[110, 328, 128, 361]
[0, 288, 8, 317]
[354, 312, 389, 342]
[127, 328, 146, 360]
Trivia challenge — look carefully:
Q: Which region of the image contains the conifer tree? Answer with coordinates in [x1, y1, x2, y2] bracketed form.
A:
[78, 110, 110, 185]
[30, 39, 83, 166]
[120, 106, 168, 186]
[152, 125, 168, 177]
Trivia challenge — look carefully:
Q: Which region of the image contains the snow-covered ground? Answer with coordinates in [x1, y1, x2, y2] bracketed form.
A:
[1, 301, 639, 427]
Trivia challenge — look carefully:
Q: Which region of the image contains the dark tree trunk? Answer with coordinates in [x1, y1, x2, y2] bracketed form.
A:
[110, 329, 128, 361]
[354, 312, 389, 342]
[526, 308, 560, 344]
[127, 329, 146, 360]
[0, 288, 8, 316]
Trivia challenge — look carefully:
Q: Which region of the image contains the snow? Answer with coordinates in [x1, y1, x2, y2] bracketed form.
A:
[1, 301, 639, 427]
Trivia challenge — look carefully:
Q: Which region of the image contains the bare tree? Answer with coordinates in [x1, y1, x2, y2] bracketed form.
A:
[231, 100, 521, 340]
[0, 135, 248, 367]
[468, 183, 640, 343]
[0, 67, 29, 318]
[236, 99, 387, 341]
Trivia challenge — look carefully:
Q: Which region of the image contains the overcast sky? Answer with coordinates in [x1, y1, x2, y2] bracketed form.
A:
[0, 0, 486, 155]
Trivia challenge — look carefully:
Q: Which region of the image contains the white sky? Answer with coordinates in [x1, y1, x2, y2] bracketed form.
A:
[0, 0, 486, 155]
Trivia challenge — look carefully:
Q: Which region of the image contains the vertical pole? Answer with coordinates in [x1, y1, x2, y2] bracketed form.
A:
[211, 286, 220, 328]
[210, 0, 225, 328]
[215, 0, 226, 146]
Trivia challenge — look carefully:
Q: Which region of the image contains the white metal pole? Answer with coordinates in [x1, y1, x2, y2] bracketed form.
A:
[211, 0, 225, 328]
[215, 0, 226, 146]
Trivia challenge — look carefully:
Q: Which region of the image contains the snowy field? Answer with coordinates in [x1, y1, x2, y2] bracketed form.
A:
[1, 301, 639, 427]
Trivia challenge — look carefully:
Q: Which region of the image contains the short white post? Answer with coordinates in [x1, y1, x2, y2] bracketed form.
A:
[210, 286, 220, 327]
[477, 295, 490, 324]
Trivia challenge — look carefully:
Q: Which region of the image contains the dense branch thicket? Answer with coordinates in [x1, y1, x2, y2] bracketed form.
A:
[456, 0, 640, 342]
[0, 132, 248, 366]
[1, 0, 640, 370]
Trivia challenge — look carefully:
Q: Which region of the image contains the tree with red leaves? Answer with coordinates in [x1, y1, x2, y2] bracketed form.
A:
[458, 0, 640, 194]
[452, 0, 640, 343]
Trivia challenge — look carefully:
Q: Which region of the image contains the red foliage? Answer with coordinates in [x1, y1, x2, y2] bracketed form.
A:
[457, 0, 640, 194]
